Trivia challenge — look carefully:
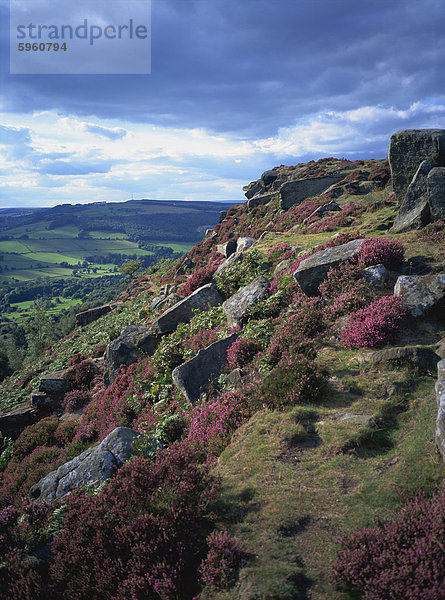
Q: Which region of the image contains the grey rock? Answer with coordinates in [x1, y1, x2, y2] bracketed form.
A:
[150, 294, 166, 310]
[172, 333, 238, 404]
[436, 337, 445, 359]
[0, 404, 37, 440]
[30, 390, 61, 414]
[236, 237, 256, 252]
[333, 412, 376, 427]
[39, 371, 71, 395]
[227, 368, 245, 385]
[151, 283, 223, 335]
[216, 239, 237, 258]
[205, 229, 213, 236]
[273, 258, 294, 277]
[389, 129, 445, 202]
[75, 303, 121, 328]
[303, 201, 341, 224]
[280, 174, 344, 210]
[29, 427, 142, 503]
[222, 275, 270, 326]
[214, 252, 243, 276]
[174, 256, 194, 278]
[394, 273, 445, 317]
[244, 180, 265, 199]
[427, 166, 445, 221]
[104, 325, 160, 387]
[261, 169, 279, 187]
[435, 359, 445, 460]
[247, 192, 275, 210]
[293, 239, 364, 296]
[359, 345, 440, 373]
[391, 160, 433, 233]
[361, 264, 389, 288]
[357, 181, 382, 194]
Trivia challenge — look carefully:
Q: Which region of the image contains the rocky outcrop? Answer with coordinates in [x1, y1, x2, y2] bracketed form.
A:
[236, 237, 256, 252]
[247, 192, 275, 210]
[29, 427, 142, 503]
[104, 325, 160, 387]
[359, 345, 440, 373]
[150, 283, 223, 335]
[214, 252, 243, 276]
[280, 174, 344, 210]
[172, 333, 238, 404]
[75, 303, 121, 327]
[394, 274, 445, 317]
[222, 275, 270, 326]
[261, 169, 279, 187]
[435, 359, 445, 461]
[293, 239, 364, 296]
[0, 404, 37, 440]
[303, 201, 341, 224]
[389, 129, 445, 202]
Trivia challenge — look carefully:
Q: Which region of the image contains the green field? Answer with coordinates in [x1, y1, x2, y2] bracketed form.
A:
[5, 297, 83, 322]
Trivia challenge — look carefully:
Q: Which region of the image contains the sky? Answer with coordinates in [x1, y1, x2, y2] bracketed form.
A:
[0, 0, 445, 208]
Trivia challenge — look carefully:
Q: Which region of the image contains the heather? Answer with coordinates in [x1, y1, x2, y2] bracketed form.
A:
[332, 485, 445, 599]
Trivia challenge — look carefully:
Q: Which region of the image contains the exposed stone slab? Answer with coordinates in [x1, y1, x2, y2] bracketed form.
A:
[280, 174, 344, 210]
[29, 427, 142, 503]
[247, 193, 275, 210]
[39, 371, 71, 395]
[150, 283, 223, 335]
[172, 333, 238, 404]
[261, 169, 279, 187]
[293, 239, 364, 296]
[244, 180, 265, 199]
[222, 275, 270, 326]
[394, 273, 445, 317]
[104, 325, 160, 387]
[214, 252, 243, 276]
[389, 129, 445, 202]
[359, 345, 440, 373]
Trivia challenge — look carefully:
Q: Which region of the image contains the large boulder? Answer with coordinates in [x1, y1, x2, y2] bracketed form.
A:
[104, 325, 160, 387]
[222, 275, 270, 326]
[388, 129, 445, 202]
[361, 264, 389, 289]
[39, 370, 72, 395]
[391, 160, 434, 233]
[243, 180, 265, 199]
[172, 333, 238, 404]
[435, 359, 445, 461]
[29, 427, 142, 503]
[394, 273, 445, 317]
[150, 283, 223, 335]
[247, 192, 275, 210]
[261, 169, 279, 187]
[293, 239, 364, 296]
[279, 174, 344, 210]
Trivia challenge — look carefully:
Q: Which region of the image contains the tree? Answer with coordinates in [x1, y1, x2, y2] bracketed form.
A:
[119, 259, 142, 279]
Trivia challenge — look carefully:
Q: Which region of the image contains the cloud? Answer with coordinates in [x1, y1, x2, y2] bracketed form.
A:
[38, 158, 116, 175]
[82, 123, 127, 139]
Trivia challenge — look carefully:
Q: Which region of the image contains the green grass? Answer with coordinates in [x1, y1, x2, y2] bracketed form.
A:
[7, 297, 83, 322]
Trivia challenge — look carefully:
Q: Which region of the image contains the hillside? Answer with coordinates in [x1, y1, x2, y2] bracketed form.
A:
[0, 129, 445, 600]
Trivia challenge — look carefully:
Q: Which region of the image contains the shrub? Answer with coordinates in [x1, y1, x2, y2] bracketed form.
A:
[49, 441, 219, 600]
[319, 262, 370, 320]
[180, 257, 224, 297]
[355, 237, 404, 269]
[261, 356, 326, 408]
[214, 249, 268, 297]
[227, 337, 263, 370]
[267, 243, 295, 267]
[12, 417, 59, 461]
[62, 389, 91, 412]
[419, 220, 445, 243]
[332, 486, 445, 599]
[63, 359, 95, 389]
[200, 530, 239, 588]
[341, 295, 406, 349]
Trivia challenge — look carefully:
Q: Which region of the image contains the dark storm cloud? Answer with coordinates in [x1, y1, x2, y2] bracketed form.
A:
[1, 0, 444, 137]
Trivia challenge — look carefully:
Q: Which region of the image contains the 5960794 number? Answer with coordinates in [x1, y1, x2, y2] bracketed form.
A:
[18, 42, 67, 51]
